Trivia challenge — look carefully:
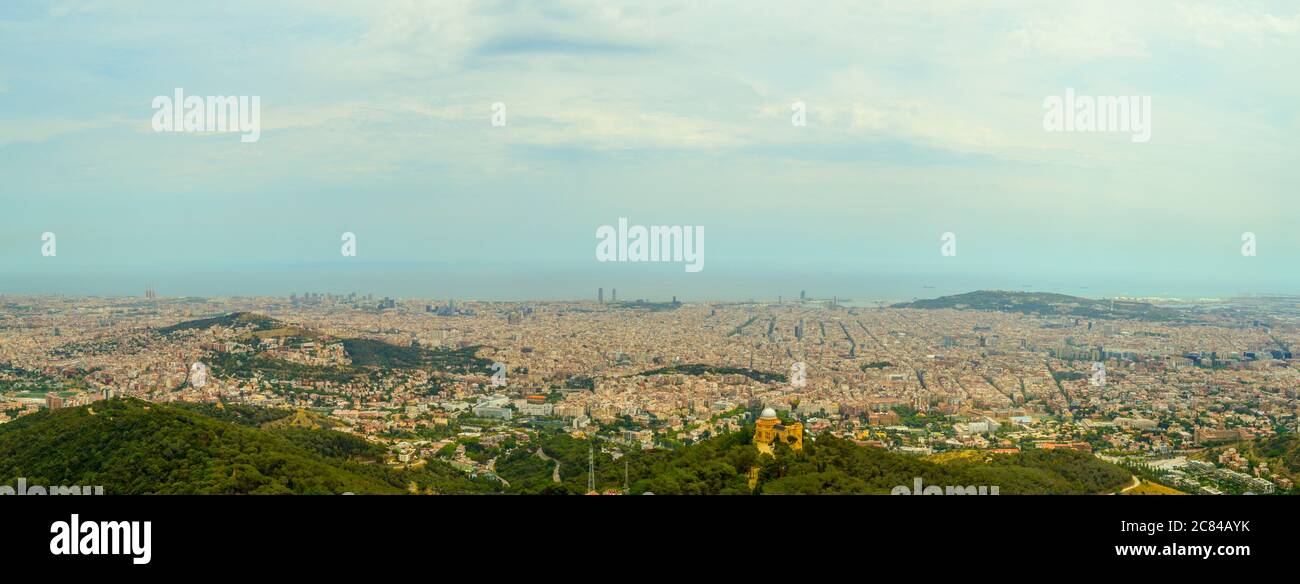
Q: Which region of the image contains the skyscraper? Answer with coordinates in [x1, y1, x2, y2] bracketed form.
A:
[599, 288, 604, 304]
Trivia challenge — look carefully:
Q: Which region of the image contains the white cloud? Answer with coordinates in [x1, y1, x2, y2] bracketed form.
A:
[1176, 2, 1300, 47]
[1006, 24, 1149, 61]
[5, 0, 1299, 183]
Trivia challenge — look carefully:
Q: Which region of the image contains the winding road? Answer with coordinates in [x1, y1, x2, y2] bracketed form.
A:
[536, 448, 561, 483]
[1114, 475, 1141, 495]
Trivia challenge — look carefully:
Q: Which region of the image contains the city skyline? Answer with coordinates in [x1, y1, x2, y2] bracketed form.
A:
[3, 2, 1294, 572]
[5, 287, 1298, 498]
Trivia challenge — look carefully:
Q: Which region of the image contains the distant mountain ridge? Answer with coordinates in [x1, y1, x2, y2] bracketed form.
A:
[891, 290, 1180, 321]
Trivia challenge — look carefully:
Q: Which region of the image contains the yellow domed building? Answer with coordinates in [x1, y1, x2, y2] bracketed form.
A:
[753, 407, 802, 454]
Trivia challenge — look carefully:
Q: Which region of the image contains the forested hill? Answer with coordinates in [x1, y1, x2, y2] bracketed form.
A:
[494, 429, 1132, 495]
[0, 398, 499, 495]
[155, 312, 492, 375]
[158, 312, 284, 335]
[0, 398, 1131, 495]
[891, 290, 1180, 321]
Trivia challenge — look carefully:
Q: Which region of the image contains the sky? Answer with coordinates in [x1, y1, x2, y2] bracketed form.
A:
[2, 0, 1299, 301]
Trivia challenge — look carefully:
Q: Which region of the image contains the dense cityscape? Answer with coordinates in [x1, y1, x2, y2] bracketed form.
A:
[4, 1, 1294, 574]
[3, 289, 1297, 495]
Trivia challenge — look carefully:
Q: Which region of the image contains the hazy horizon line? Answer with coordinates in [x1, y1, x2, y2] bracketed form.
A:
[2, 288, 1288, 305]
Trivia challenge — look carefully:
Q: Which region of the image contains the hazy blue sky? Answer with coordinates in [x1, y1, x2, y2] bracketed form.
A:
[2, 1, 1299, 300]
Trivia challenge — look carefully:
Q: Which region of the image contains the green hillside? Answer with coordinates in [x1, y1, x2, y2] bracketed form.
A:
[891, 290, 1180, 321]
[1199, 433, 1300, 479]
[0, 398, 499, 495]
[206, 350, 368, 383]
[341, 338, 492, 373]
[631, 364, 786, 384]
[0, 399, 1132, 496]
[157, 314, 492, 378]
[493, 429, 1132, 495]
[1254, 434, 1300, 475]
[158, 312, 285, 335]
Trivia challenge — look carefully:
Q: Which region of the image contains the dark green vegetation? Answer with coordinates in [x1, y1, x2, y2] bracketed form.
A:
[494, 428, 1131, 495]
[892, 405, 951, 429]
[172, 402, 294, 427]
[159, 312, 283, 335]
[1052, 371, 1087, 382]
[0, 397, 1131, 495]
[611, 300, 682, 312]
[206, 342, 490, 384]
[1202, 433, 1300, 479]
[207, 351, 369, 383]
[161, 312, 493, 381]
[748, 437, 1130, 494]
[0, 362, 44, 378]
[341, 338, 492, 373]
[728, 315, 759, 336]
[633, 364, 786, 384]
[564, 376, 596, 390]
[0, 362, 65, 393]
[892, 290, 1181, 321]
[0, 399, 500, 494]
[1254, 434, 1300, 474]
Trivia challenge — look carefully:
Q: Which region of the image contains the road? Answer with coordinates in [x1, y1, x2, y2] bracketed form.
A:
[536, 448, 561, 483]
[1115, 475, 1141, 495]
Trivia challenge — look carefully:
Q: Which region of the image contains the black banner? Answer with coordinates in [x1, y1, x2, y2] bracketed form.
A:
[5, 494, 1289, 575]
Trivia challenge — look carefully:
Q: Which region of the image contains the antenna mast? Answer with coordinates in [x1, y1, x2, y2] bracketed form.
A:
[587, 442, 595, 493]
